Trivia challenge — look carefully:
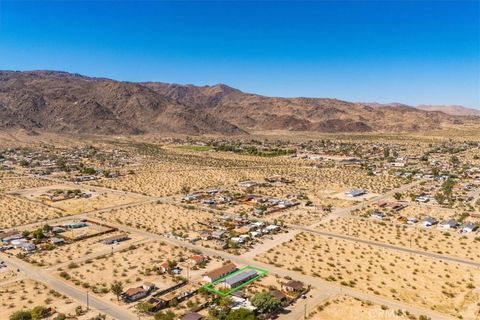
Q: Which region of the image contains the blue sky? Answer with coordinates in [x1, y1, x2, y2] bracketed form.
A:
[0, 1, 479, 107]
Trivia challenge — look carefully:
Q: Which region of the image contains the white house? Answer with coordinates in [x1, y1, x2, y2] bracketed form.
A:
[440, 219, 460, 230]
[460, 222, 478, 234]
[422, 217, 438, 228]
[230, 237, 244, 244]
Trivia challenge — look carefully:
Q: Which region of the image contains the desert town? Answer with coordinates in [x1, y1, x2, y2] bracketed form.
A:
[0, 134, 479, 320]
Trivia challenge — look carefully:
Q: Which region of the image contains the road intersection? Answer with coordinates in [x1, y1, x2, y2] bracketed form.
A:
[0, 177, 467, 320]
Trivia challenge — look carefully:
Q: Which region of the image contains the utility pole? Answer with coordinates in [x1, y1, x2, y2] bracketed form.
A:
[86, 291, 89, 311]
[304, 303, 307, 320]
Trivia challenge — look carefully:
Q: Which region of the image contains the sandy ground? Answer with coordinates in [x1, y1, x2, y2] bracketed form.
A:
[89, 151, 401, 199]
[0, 194, 63, 229]
[0, 175, 54, 192]
[317, 217, 480, 262]
[307, 295, 412, 320]
[265, 206, 330, 226]
[93, 201, 218, 238]
[256, 232, 480, 318]
[0, 279, 105, 320]
[0, 266, 19, 282]
[23, 231, 143, 268]
[55, 240, 202, 299]
[13, 184, 149, 214]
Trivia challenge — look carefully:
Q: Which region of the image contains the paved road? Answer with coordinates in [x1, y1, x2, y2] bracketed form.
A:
[289, 225, 480, 268]
[1, 254, 138, 320]
[91, 218, 455, 320]
[309, 180, 422, 228]
[0, 177, 463, 319]
[44, 238, 152, 272]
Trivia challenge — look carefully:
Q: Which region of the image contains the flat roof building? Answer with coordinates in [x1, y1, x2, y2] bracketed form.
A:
[223, 269, 258, 289]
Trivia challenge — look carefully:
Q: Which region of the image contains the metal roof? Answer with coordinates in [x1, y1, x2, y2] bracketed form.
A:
[225, 269, 257, 286]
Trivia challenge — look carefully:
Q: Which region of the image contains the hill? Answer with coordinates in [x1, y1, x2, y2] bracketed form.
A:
[416, 105, 480, 117]
[0, 70, 476, 135]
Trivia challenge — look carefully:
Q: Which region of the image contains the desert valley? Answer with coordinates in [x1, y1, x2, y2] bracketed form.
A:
[0, 73, 479, 320]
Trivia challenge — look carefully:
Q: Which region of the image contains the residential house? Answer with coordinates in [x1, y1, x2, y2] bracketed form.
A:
[265, 225, 280, 232]
[370, 211, 385, 220]
[222, 269, 258, 289]
[19, 243, 36, 252]
[101, 234, 130, 245]
[460, 222, 478, 234]
[270, 289, 287, 303]
[238, 181, 257, 188]
[440, 219, 460, 230]
[203, 263, 237, 283]
[159, 261, 171, 273]
[422, 217, 438, 228]
[211, 230, 225, 239]
[142, 282, 156, 292]
[49, 237, 65, 245]
[188, 255, 207, 266]
[345, 189, 366, 197]
[122, 287, 148, 302]
[230, 237, 244, 244]
[282, 280, 305, 293]
[416, 196, 430, 203]
[406, 217, 418, 225]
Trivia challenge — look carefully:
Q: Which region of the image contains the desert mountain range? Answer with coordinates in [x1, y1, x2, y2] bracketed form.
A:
[0, 70, 478, 135]
[416, 105, 480, 117]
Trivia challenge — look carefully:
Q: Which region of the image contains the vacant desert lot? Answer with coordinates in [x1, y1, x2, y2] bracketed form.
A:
[0, 194, 63, 229]
[0, 279, 101, 320]
[56, 240, 197, 299]
[90, 149, 401, 198]
[257, 232, 480, 318]
[307, 295, 411, 320]
[93, 202, 217, 238]
[265, 206, 329, 226]
[317, 217, 480, 262]
[24, 231, 144, 267]
[12, 183, 149, 214]
[0, 175, 54, 192]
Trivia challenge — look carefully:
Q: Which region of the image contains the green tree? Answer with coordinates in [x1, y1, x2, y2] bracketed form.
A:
[251, 292, 282, 315]
[442, 177, 455, 198]
[393, 192, 402, 200]
[136, 301, 153, 313]
[31, 306, 48, 320]
[110, 280, 124, 301]
[54, 314, 66, 320]
[81, 167, 96, 175]
[450, 155, 460, 166]
[154, 311, 175, 320]
[226, 308, 255, 320]
[181, 185, 191, 195]
[435, 192, 445, 205]
[9, 311, 32, 320]
[32, 228, 45, 240]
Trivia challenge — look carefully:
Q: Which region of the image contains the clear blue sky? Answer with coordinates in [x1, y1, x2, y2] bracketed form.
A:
[0, 1, 479, 107]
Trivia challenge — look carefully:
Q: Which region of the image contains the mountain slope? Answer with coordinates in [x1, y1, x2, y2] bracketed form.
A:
[0, 70, 476, 135]
[144, 82, 469, 132]
[416, 105, 480, 116]
[0, 71, 245, 135]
